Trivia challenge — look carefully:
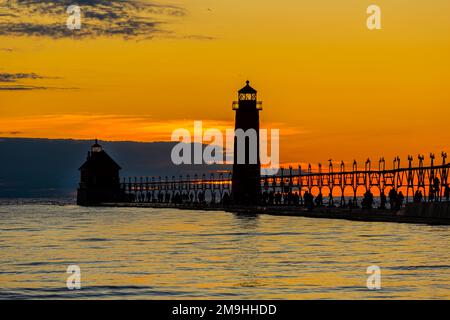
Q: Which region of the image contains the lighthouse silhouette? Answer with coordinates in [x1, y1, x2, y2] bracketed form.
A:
[77, 140, 124, 206]
[231, 81, 262, 205]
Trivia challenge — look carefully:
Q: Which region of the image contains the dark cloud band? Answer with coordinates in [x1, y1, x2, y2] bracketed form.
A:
[0, 0, 185, 39]
[0, 85, 47, 90]
[0, 73, 45, 82]
[0, 73, 76, 90]
[0, 85, 78, 90]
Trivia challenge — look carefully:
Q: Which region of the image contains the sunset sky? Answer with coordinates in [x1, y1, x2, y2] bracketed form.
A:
[1, 0, 449, 167]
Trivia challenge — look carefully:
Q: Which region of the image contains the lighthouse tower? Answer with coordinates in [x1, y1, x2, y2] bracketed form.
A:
[231, 81, 262, 205]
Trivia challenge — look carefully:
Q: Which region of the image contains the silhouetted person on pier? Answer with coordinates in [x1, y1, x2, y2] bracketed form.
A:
[268, 191, 274, 205]
[348, 199, 354, 210]
[307, 197, 314, 211]
[198, 191, 205, 204]
[429, 190, 435, 202]
[444, 184, 450, 201]
[304, 192, 314, 211]
[328, 192, 334, 207]
[379, 191, 387, 210]
[222, 193, 230, 207]
[433, 177, 440, 200]
[172, 193, 181, 204]
[303, 191, 309, 208]
[397, 191, 404, 209]
[283, 193, 288, 205]
[389, 188, 397, 211]
[293, 192, 300, 206]
[315, 192, 323, 207]
[288, 191, 294, 205]
[275, 192, 282, 205]
[362, 190, 374, 209]
[413, 190, 423, 203]
[262, 191, 268, 205]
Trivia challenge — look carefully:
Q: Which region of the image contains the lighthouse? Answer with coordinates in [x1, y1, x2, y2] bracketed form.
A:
[77, 140, 124, 206]
[231, 81, 262, 205]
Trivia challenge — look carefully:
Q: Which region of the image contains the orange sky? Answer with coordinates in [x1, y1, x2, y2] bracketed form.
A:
[1, 0, 449, 167]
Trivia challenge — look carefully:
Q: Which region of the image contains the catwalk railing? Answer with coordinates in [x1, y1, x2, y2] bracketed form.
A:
[121, 152, 450, 206]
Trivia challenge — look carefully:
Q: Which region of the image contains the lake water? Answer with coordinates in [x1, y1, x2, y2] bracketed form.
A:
[0, 203, 449, 299]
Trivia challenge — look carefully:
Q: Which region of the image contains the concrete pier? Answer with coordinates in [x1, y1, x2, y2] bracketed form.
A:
[99, 202, 450, 226]
[399, 202, 450, 219]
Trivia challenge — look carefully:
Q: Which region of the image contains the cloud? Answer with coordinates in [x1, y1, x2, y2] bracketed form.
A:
[0, 85, 48, 90]
[179, 34, 215, 41]
[0, 72, 45, 82]
[0, 0, 187, 39]
[0, 72, 75, 90]
[0, 114, 303, 144]
[0, 85, 78, 90]
[0, 114, 233, 141]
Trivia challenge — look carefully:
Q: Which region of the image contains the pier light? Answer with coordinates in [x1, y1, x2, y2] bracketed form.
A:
[91, 139, 102, 153]
[239, 80, 257, 101]
[232, 80, 262, 110]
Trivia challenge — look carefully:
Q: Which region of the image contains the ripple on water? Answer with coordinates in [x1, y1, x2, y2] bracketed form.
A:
[0, 204, 449, 299]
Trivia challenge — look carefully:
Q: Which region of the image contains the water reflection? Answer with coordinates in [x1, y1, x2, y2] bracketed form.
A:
[232, 214, 261, 289]
[0, 204, 449, 299]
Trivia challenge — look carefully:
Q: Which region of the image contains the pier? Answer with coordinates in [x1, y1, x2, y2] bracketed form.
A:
[111, 153, 450, 225]
[77, 81, 450, 225]
[120, 153, 449, 206]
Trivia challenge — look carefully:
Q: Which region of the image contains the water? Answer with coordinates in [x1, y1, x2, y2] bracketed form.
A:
[0, 203, 449, 299]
